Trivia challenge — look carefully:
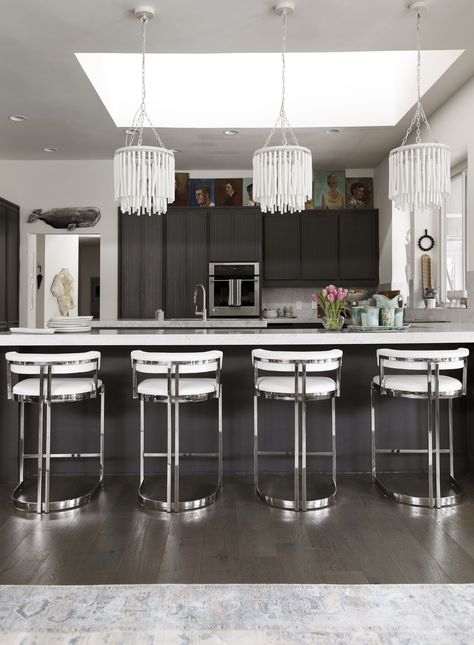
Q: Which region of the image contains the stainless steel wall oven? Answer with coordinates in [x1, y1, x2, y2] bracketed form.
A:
[209, 262, 260, 317]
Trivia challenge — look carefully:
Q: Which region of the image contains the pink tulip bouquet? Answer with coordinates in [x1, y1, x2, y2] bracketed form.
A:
[312, 285, 349, 330]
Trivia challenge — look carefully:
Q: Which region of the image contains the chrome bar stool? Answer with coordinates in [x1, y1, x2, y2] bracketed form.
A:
[371, 347, 469, 509]
[252, 349, 343, 511]
[131, 350, 223, 512]
[5, 351, 104, 514]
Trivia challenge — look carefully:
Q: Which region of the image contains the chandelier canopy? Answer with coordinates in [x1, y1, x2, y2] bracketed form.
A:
[252, 2, 312, 214]
[388, 1, 450, 212]
[114, 6, 175, 216]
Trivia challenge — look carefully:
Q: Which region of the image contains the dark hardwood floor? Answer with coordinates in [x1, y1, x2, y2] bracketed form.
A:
[0, 474, 473, 585]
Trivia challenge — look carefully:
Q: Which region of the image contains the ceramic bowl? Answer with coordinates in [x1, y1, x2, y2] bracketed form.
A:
[262, 309, 278, 319]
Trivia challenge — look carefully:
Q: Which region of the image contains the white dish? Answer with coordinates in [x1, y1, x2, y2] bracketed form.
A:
[9, 327, 56, 334]
[53, 326, 92, 333]
[49, 316, 93, 322]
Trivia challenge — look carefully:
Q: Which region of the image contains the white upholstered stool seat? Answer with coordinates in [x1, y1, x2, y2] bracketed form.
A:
[252, 348, 343, 512]
[13, 378, 102, 398]
[137, 378, 217, 398]
[131, 349, 223, 513]
[257, 376, 337, 396]
[371, 347, 469, 510]
[5, 350, 104, 514]
[372, 374, 462, 395]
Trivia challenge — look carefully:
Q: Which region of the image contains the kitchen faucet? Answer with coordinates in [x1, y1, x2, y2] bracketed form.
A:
[193, 283, 207, 321]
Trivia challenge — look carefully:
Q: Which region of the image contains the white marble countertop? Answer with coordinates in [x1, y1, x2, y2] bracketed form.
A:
[2, 322, 474, 346]
[91, 318, 268, 328]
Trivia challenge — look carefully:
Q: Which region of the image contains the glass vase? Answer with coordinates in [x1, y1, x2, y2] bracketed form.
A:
[322, 315, 345, 330]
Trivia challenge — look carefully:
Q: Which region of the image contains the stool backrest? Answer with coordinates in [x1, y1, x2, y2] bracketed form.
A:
[131, 350, 223, 374]
[377, 347, 468, 394]
[252, 349, 342, 373]
[131, 350, 223, 400]
[5, 351, 101, 374]
[5, 351, 101, 400]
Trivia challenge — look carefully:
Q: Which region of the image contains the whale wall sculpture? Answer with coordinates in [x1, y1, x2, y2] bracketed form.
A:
[28, 207, 101, 231]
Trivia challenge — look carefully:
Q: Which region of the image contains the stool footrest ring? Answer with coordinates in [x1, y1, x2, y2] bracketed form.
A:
[138, 474, 222, 512]
[373, 473, 463, 508]
[12, 475, 102, 513]
[256, 474, 337, 511]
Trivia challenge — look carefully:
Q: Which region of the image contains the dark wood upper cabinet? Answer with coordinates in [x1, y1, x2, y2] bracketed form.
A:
[209, 208, 261, 262]
[0, 197, 19, 329]
[118, 210, 163, 319]
[339, 210, 378, 282]
[263, 208, 379, 287]
[263, 214, 299, 280]
[301, 212, 338, 280]
[164, 209, 207, 318]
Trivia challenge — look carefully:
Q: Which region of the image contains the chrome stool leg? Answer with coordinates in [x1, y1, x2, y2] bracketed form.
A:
[44, 402, 52, 514]
[253, 393, 259, 493]
[331, 397, 337, 491]
[294, 400, 299, 512]
[448, 398, 454, 480]
[18, 402, 24, 485]
[166, 400, 172, 513]
[99, 386, 105, 484]
[218, 388, 223, 491]
[370, 385, 376, 483]
[36, 400, 44, 515]
[301, 400, 306, 512]
[139, 398, 145, 489]
[174, 400, 180, 512]
[427, 392, 434, 509]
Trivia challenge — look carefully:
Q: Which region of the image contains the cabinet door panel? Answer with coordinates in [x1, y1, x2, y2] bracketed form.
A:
[209, 208, 261, 262]
[119, 211, 163, 319]
[301, 212, 338, 280]
[339, 210, 378, 281]
[165, 209, 207, 318]
[264, 215, 299, 280]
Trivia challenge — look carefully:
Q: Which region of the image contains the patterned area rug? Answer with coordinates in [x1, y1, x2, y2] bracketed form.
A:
[0, 583, 473, 644]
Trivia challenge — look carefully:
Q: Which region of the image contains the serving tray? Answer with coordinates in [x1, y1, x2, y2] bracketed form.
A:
[347, 323, 411, 332]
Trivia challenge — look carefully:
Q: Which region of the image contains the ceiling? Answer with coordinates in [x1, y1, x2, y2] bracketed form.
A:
[1, 0, 473, 169]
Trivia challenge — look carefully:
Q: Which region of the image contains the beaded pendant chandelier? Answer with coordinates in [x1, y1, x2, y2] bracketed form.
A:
[252, 1, 312, 214]
[389, 1, 450, 212]
[114, 6, 175, 215]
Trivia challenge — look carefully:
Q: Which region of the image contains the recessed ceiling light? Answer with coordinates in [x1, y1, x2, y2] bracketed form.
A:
[325, 128, 341, 134]
[124, 128, 138, 135]
[223, 129, 239, 136]
[9, 114, 29, 122]
[42, 147, 58, 153]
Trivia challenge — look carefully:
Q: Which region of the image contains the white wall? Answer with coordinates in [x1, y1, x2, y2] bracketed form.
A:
[44, 235, 79, 324]
[0, 160, 116, 326]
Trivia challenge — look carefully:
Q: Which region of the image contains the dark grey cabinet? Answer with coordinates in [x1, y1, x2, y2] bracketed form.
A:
[165, 209, 207, 318]
[0, 197, 19, 329]
[263, 209, 379, 287]
[209, 208, 261, 262]
[263, 214, 299, 280]
[339, 210, 378, 281]
[118, 210, 163, 319]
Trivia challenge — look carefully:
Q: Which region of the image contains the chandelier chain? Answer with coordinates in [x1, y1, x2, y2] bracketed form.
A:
[263, 10, 299, 148]
[126, 14, 166, 149]
[401, 9, 436, 146]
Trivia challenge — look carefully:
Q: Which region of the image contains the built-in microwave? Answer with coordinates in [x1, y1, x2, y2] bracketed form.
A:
[209, 262, 260, 317]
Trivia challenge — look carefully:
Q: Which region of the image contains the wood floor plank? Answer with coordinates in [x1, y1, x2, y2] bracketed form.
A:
[0, 475, 472, 584]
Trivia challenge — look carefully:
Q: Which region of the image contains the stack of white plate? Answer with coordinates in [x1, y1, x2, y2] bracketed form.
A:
[47, 316, 93, 333]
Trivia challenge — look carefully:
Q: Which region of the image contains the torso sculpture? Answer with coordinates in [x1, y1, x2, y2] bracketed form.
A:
[50, 268, 75, 316]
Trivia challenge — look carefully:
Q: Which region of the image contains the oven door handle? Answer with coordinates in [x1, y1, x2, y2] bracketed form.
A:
[229, 279, 242, 307]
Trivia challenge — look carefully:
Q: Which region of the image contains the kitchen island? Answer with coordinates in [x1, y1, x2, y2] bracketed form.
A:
[0, 322, 473, 482]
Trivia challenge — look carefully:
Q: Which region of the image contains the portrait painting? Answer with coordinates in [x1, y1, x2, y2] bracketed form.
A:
[170, 172, 189, 208]
[243, 177, 257, 207]
[314, 169, 346, 209]
[345, 177, 374, 209]
[215, 178, 243, 207]
[188, 179, 215, 208]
